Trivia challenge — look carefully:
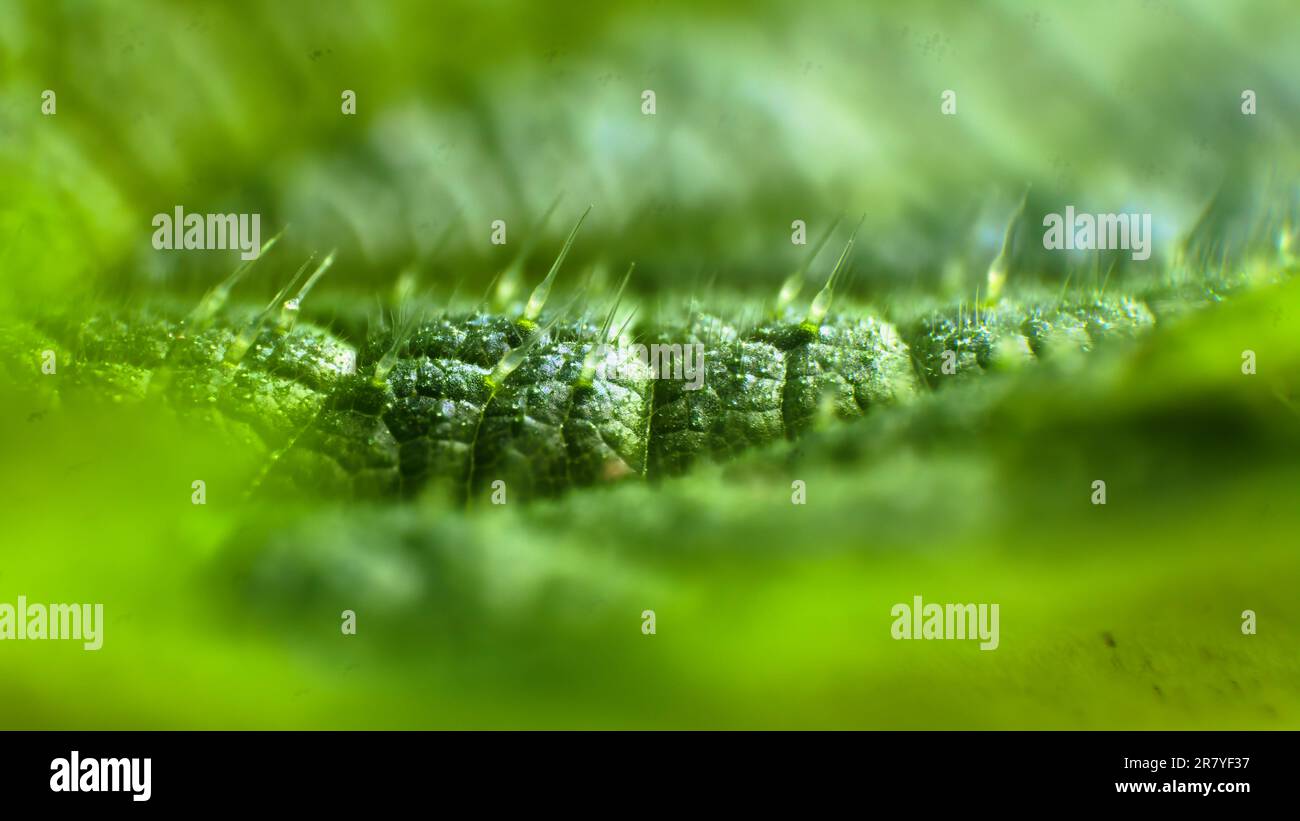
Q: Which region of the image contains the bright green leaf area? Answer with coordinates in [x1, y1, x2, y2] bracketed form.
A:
[2, 279, 1297, 728]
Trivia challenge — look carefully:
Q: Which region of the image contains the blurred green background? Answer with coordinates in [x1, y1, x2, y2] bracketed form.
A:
[1, 0, 1298, 728]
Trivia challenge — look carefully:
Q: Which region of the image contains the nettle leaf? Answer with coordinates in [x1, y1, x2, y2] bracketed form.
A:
[2, 281, 1224, 506]
[4, 0, 1300, 730]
